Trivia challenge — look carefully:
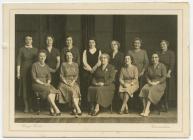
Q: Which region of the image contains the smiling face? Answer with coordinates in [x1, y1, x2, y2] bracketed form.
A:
[66, 52, 73, 62]
[25, 36, 32, 46]
[89, 40, 96, 49]
[38, 52, 47, 63]
[111, 41, 119, 51]
[66, 37, 73, 47]
[100, 54, 109, 65]
[46, 36, 53, 46]
[151, 53, 159, 64]
[160, 41, 168, 52]
[125, 55, 132, 65]
[133, 39, 141, 49]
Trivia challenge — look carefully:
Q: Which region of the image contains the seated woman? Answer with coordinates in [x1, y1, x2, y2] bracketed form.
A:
[119, 54, 139, 114]
[139, 53, 167, 117]
[32, 50, 61, 116]
[58, 51, 81, 116]
[88, 53, 116, 116]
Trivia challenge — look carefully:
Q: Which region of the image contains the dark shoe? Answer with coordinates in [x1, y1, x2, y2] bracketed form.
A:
[56, 112, 61, 116]
[49, 110, 55, 116]
[91, 110, 99, 116]
[124, 109, 129, 114]
[77, 112, 82, 116]
[70, 110, 76, 115]
[119, 110, 124, 115]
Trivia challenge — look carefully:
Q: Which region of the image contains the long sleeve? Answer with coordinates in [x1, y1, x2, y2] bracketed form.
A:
[60, 48, 65, 63]
[31, 63, 37, 82]
[75, 47, 80, 66]
[169, 50, 175, 72]
[119, 68, 125, 85]
[133, 66, 139, 83]
[159, 64, 167, 83]
[143, 50, 149, 70]
[17, 48, 23, 66]
[104, 65, 116, 86]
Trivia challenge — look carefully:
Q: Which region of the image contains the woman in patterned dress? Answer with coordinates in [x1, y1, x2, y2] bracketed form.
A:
[139, 53, 167, 117]
[16, 35, 38, 113]
[32, 50, 61, 116]
[58, 51, 81, 116]
[119, 54, 139, 114]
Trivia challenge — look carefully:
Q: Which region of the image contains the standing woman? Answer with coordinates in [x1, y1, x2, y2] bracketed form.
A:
[58, 51, 81, 116]
[87, 53, 116, 116]
[61, 35, 80, 65]
[109, 40, 124, 111]
[16, 35, 38, 113]
[127, 37, 149, 111]
[158, 40, 175, 112]
[32, 50, 61, 116]
[109, 40, 124, 72]
[45, 35, 60, 88]
[81, 38, 101, 111]
[119, 54, 139, 114]
[139, 53, 167, 117]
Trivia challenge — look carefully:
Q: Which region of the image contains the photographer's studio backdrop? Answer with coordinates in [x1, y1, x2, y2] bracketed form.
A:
[15, 15, 177, 110]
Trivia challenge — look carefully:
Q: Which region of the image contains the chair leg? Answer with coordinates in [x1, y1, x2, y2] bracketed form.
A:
[35, 92, 40, 115]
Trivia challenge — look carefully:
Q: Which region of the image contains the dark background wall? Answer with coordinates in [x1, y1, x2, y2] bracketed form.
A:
[15, 15, 177, 108]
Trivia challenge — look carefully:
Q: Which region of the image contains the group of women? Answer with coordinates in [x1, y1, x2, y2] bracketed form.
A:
[16, 35, 175, 117]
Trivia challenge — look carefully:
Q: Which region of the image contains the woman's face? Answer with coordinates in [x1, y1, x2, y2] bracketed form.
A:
[133, 40, 141, 49]
[89, 40, 96, 48]
[152, 54, 159, 64]
[160, 41, 168, 52]
[46, 37, 53, 46]
[38, 52, 46, 63]
[111, 41, 119, 51]
[66, 52, 73, 62]
[66, 37, 73, 46]
[100, 55, 108, 65]
[125, 56, 132, 65]
[25, 36, 32, 46]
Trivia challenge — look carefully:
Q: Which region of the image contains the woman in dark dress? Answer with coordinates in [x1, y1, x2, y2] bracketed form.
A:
[119, 54, 139, 114]
[139, 53, 167, 117]
[109, 40, 124, 111]
[61, 35, 80, 65]
[87, 53, 116, 116]
[127, 37, 149, 111]
[81, 38, 101, 111]
[58, 51, 81, 116]
[16, 35, 38, 113]
[158, 40, 175, 112]
[45, 35, 60, 88]
[32, 50, 61, 116]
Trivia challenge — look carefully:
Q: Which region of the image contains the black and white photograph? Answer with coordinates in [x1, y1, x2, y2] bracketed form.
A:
[2, 3, 189, 137]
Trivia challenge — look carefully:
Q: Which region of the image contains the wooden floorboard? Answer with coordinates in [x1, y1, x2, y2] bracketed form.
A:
[15, 108, 177, 123]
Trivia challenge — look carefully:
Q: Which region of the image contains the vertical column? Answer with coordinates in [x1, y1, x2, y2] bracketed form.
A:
[113, 15, 126, 52]
[81, 15, 95, 50]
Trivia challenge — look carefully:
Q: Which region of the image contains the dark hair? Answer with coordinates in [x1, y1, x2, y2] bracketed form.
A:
[65, 50, 73, 56]
[160, 40, 169, 46]
[111, 40, 120, 49]
[38, 49, 47, 56]
[151, 52, 160, 58]
[66, 35, 73, 39]
[124, 53, 135, 65]
[46, 34, 54, 41]
[132, 37, 142, 45]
